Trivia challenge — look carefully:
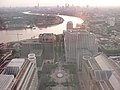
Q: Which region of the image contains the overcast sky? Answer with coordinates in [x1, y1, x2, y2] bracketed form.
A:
[0, 0, 120, 7]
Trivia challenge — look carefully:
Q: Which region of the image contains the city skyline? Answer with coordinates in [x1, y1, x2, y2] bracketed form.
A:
[1, 0, 120, 7]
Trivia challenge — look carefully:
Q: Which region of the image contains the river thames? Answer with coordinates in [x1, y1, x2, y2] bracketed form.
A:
[0, 15, 83, 43]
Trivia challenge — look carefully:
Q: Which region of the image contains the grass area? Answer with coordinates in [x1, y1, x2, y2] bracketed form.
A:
[42, 64, 57, 74]
[38, 64, 58, 90]
[63, 64, 77, 74]
[38, 63, 80, 90]
[54, 41, 65, 63]
[61, 74, 80, 90]
[62, 64, 80, 90]
[100, 45, 120, 55]
[38, 74, 58, 90]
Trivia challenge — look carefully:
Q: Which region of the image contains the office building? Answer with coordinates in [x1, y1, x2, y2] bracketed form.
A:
[107, 17, 115, 26]
[0, 75, 14, 90]
[64, 22, 98, 70]
[19, 34, 56, 87]
[82, 53, 120, 90]
[0, 53, 38, 90]
[20, 33, 56, 61]
[39, 33, 55, 43]
[66, 21, 73, 30]
[39, 33, 56, 61]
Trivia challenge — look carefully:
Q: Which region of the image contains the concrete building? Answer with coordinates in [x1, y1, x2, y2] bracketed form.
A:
[82, 53, 120, 90]
[18, 39, 44, 80]
[66, 21, 73, 30]
[107, 17, 115, 26]
[0, 75, 14, 90]
[5, 58, 25, 77]
[19, 34, 56, 86]
[20, 34, 55, 61]
[20, 39, 43, 58]
[64, 22, 98, 70]
[0, 53, 38, 90]
[39, 33, 56, 43]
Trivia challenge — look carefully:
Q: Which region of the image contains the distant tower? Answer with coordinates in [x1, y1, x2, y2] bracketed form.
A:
[66, 21, 73, 30]
[86, 5, 89, 9]
[37, 3, 39, 8]
[57, 5, 59, 8]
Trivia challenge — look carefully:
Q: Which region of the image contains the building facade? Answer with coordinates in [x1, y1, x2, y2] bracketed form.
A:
[64, 24, 98, 70]
[107, 17, 115, 26]
[82, 53, 120, 90]
[66, 21, 73, 30]
[0, 53, 38, 90]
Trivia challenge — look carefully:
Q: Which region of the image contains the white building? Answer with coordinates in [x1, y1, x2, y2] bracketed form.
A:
[5, 58, 25, 77]
[0, 53, 38, 90]
[66, 21, 73, 30]
[0, 75, 14, 90]
[64, 27, 98, 70]
[107, 17, 115, 26]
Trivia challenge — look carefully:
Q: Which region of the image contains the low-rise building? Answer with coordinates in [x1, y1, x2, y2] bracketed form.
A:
[20, 34, 56, 61]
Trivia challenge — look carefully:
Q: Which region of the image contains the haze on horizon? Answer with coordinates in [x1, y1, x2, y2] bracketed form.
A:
[0, 0, 120, 7]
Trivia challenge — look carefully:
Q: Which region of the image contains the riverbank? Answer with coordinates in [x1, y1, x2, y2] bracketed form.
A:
[0, 15, 83, 43]
[34, 15, 64, 28]
[0, 11, 64, 30]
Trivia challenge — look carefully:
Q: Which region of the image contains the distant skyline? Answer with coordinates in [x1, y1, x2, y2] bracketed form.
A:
[1, 0, 120, 7]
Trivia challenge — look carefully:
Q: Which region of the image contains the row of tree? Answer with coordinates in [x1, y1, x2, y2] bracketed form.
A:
[0, 17, 6, 30]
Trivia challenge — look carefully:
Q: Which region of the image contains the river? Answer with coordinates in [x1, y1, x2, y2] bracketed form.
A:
[0, 15, 83, 43]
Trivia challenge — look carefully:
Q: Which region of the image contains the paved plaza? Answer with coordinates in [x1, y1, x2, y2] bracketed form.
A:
[50, 66, 70, 83]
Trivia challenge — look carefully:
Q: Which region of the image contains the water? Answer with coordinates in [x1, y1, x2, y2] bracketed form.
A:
[0, 15, 83, 43]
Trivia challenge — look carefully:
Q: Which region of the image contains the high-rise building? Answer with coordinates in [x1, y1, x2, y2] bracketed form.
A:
[64, 22, 98, 70]
[0, 53, 38, 90]
[66, 21, 73, 30]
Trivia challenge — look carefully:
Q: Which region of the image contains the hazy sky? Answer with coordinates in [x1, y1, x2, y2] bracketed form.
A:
[0, 0, 120, 7]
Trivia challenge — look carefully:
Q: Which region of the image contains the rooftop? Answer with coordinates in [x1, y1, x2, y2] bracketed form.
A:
[21, 39, 40, 44]
[87, 53, 120, 90]
[95, 54, 113, 70]
[0, 75, 14, 90]
[7, 58, 25, 69]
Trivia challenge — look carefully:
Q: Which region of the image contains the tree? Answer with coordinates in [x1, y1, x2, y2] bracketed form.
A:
[0, 17, 6, 30]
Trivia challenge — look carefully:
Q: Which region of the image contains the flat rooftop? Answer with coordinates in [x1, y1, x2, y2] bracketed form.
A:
[88, 53, 120, 90]
[7, 58, 25, 69]
[0, 75, 14, 90]
[21, 39, 41, 44]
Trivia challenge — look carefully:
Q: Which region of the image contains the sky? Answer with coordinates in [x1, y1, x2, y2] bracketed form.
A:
[0, 0, 120, 7]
